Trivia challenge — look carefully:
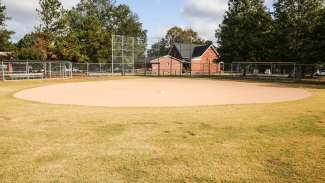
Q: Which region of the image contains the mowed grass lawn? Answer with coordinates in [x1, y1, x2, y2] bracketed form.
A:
[0, 77, 324, 183]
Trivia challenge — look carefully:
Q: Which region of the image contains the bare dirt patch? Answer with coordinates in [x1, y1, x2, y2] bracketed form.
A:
[14, 78, 311, 107]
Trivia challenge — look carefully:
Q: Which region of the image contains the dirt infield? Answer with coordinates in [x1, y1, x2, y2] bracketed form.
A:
[14, 78, 311, 107]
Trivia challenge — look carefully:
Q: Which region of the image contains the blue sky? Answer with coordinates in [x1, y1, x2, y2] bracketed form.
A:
[3, 0, 274, 43]
[117, 0, 185, 43]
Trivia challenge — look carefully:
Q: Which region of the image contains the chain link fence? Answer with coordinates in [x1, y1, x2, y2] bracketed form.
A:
[1, 61, 72, 81]
[71, 62, 136, 77]
[1, 61, 323, 81]
[134, 61, 325, 81]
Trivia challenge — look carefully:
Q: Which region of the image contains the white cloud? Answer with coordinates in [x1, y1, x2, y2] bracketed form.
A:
[3, 0, 79, 42]
[182, 0, 228, 42]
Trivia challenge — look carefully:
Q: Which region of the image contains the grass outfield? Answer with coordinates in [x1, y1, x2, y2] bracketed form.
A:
[0, 77, 324, 182]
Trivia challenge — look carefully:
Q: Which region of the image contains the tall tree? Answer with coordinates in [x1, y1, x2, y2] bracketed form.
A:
[148, 27, 209, 57]
[0, 0, 14, 51]
[16, 33, 48, 60]
[36, 0, 64, 34]
[216, 0, 273, 62]
[147, 38, 170, 57]
[273, 0, 324, 63]
[60, 0, 146, 62]
[34, 0, 66, 60]
[166, 26, 206, 44]
[311, 7, 325, 63]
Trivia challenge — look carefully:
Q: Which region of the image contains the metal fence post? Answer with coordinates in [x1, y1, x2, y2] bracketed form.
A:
[170, 57, 172, 76]
[26, 61, 29, 79]
[293, 64, 297, 79]
[132, 37, 135, 75]
[122, 36, 124, 76]
[70, 62, 73, 79]
[59, 62, 62, 78]
[180, 62, 182, 77]
[144, 58, 147, 76]
[1, 61, 5, 81]
[209, 62, 211, 78]
[49, 62, 52, 79]
[112, 35, 114, 76]
[43, 62, 46, 79]
[87, 63, 89, 76]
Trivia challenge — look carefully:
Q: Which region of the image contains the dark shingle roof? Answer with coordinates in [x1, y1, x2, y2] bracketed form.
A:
[173, 43, 203, 58]
[192, 45, 211, 58]
[169, 44, 217, 61]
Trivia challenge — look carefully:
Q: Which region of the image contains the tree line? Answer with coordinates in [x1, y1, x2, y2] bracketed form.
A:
[0, 0, 146, 63]
[216, 0, 325, 64]
[1, 0, 325, 64]
[147, 26, 213, 57]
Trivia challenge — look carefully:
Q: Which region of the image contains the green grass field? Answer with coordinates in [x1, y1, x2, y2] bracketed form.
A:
[0, 77, 324, 183]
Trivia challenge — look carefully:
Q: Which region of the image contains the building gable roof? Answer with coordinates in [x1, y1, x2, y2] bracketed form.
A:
[150, 55, 190, 64]
[192, 45, 211, 58]
[172, 43, 203, 59]
[168, 44, 219, 61]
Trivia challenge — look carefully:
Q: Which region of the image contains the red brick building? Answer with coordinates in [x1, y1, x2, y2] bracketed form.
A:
[150, 55, 185, 75]
[150, 44, 222, 75]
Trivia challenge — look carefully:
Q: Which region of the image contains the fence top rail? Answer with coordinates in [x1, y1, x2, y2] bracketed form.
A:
[2, 60, 72, 64]
[232, 62, 297, 64]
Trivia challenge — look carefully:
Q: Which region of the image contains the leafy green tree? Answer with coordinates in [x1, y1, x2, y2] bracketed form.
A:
[312, 7, 325, 63]
[0, 1, 15, 51]
[148, 27, 209, 57]
[17, 48, 47, 60]
[216, 0, 273, 62]
[36, 0, 65, 34]
[33, 0, 67, 60]
[17, 33, 38, 49]
[0, 0, 6, 26]
[16, 32, 53, 60]
[147, 38, 170, 57]
[63, 8, 109, 62]
[61, 0, 146, 63]
[111, 4, 147, 38]
[273, 0, 324, 63]
[166, 26, 205, 44]
[15, 0, 146, 62]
